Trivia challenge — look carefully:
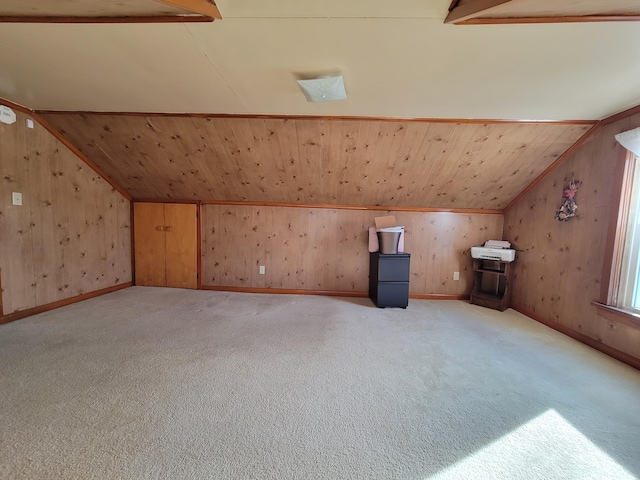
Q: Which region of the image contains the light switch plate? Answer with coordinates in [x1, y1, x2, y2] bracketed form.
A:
[12, 192, 22, 206]
[26, 119, 34, 129]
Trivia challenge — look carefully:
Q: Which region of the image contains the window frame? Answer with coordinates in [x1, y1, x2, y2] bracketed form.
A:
[616, 153, 640, 311]
[594, 150, 640, 328]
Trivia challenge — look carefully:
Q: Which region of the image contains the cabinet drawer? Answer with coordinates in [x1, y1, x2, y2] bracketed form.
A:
[375, 282, 409, 308]
[377, 255, 410, 282]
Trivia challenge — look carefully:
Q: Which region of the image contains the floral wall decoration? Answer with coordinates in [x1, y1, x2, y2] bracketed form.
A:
[555, 179, 581, 221]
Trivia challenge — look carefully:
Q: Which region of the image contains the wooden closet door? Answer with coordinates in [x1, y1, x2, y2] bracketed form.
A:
[134, 203, 167, 286]
[164, 203, 198, 289]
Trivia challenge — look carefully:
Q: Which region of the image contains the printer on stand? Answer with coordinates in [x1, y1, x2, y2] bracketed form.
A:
[470, 240, 516, 263]
[469, 240, 516, 311]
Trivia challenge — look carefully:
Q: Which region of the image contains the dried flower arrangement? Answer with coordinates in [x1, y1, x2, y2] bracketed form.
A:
[555, 179, 581, 222]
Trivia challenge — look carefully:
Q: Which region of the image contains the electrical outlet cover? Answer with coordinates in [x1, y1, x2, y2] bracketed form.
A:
[12, 192, 22, 206]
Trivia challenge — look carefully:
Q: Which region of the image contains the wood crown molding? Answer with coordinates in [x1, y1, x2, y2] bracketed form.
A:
[503, 122, 601, 213]
[150, 199, 504, 215]
[37, 110, 596, 126]
[34, 115, 133, 201]
[602, 104, 640, 125]
[0, 97, 32, 115]
[458, 15, 640, 25]
[0, 15, 213, 23]
[135, 199, 202, 205]
[156, 0, 221, 19]
[502, 100, 640, 214]
[0, 97, 132, 202]
[445, 0, 512, 24]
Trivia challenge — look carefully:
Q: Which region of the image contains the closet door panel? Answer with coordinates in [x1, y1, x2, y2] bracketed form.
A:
[164, 203, 198, 289]
[133, 203, 166, 286]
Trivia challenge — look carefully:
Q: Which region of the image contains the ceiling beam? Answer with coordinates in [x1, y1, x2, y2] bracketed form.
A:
[155, 0, 222, 19]
[458, 14, 640, 25]
[445, 0, 513, 24]
[0, 15, 214, 24]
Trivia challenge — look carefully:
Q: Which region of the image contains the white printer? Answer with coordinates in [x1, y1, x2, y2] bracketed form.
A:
[470, 240, 516, 262]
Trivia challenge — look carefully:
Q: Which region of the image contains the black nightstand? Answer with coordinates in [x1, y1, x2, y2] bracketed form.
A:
[369, 252, 410, 308]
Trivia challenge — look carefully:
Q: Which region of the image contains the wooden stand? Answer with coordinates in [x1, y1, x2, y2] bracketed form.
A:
[470, 259, 514, 311]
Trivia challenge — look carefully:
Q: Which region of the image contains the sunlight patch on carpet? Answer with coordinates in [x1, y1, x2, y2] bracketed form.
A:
[428, 409, 635, 480]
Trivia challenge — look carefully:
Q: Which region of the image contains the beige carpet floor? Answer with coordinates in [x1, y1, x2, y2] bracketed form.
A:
[1, 287, 639, 479]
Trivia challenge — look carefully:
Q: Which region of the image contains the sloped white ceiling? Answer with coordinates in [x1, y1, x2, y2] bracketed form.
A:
[0, 0, 639, 119]
[215, 0, 447, 18]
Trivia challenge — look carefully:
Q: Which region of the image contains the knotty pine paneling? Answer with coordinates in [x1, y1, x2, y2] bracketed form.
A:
[504, 113, 640, 360]
[0, 110, 131, 315]
[202, 204, 503, 295]
[0, 111, 35, 312]
[41, 113, 592, 210]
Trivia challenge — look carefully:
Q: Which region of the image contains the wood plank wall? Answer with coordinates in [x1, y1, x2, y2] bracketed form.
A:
[202, 204, 503, 296]
[0, 110, 132, 316]
[503, 112, 640, 360]
[41, 113, 591, 210]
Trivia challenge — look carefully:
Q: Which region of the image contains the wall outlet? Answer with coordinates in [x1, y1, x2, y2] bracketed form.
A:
[12, 192, 22, 206]
[453, 271, 460, 281]
[259, 265, 265, 275]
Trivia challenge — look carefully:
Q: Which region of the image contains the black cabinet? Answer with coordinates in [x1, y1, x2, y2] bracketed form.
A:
[369, 252, 410, 308]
